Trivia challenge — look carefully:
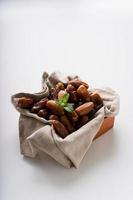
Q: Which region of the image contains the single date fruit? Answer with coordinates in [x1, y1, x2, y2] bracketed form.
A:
[79, 115, 89, 127]
[75, 102, 94, 116]
[69, 111, 79, 122]
[90, 92, 103, 106]
[77, 85, 90, 101]
[66, 84, 76, 93]
[34, 97, 48, 108]
[46, 100, 64, 115]
[60, 115, 75, 133]
[68, 79, 89, 89]
[58, 90, 67, 99]
[17, 97, 34, 108]
[49, 120, 69, 138]
[69, 91, 78, 102]
[55, 82, 65, 91]
[38, 109, 48, 118]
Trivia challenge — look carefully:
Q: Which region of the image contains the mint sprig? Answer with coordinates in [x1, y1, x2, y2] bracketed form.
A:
[57, 92, 74, 113]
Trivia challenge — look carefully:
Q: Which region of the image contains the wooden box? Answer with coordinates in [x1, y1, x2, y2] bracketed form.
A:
[94, 117, 115, 140]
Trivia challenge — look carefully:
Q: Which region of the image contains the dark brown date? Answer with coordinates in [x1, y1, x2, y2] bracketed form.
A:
[17, 97, 34, 109]
[49, 120, 69, 138]
[69, 111, 79, 122]
[66, 84, 76, 93]
[90, 92, 103, 106]
[55, 82, 65, 91]
[60, 115, 75, 133]
[46, 100, 64, 115]
[69, 91, 78, 102]
[79, 115, 89, 127]
[34, 97, 48, 109]
[68, 79, 89, 89]
[77, 85, 90, 101]
[38, 109, 48, 118]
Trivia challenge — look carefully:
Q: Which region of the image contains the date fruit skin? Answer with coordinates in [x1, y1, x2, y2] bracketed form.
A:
[17, 97, 34, 108]
[34, 98, 48, 108]
[56, 82, 65, 91]
[66, 84, 77, 102]
[66, 84, 76, 93]
[38, 109, 48, 118]
[90, 92, 103, 106]
[75, 102, 94, 116]
[49, 114, 59, 121]
[69, 111, 79, 122]
[58, 90, 67, 99]
[79, 115, 89, 127]
[77, 85, 90, 101]
[68, 79, 89, 89]
[46, 100, 64, 115]
[60, 115, 75, 133]
[69, 91, 78, 102]
[49, 120, 69, 138]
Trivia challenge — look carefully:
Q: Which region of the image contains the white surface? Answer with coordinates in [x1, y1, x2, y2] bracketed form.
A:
[0, 1, 133, 200]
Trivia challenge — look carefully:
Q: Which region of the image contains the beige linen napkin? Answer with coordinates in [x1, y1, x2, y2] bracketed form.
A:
[11, 71, 119, 168]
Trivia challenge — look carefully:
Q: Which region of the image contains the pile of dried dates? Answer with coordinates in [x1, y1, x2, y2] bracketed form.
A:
[16, 79, 103, 138]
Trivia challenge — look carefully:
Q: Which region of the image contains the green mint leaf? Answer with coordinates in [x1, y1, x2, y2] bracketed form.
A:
[64, 103, 74, 113]
[60, 102, 66, 107]
[61, 93, 69, 104]
[56, 99, 64, 107]
[57, 93, 74, 113]
[67, 103, 74, 110]
[64, 106, 73, 113]
[58, 92, 69, 107]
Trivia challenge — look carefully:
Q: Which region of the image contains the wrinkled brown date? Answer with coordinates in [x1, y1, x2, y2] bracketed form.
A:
[69, 91, 78, 102]
[79, 115, 89, 127]
[38, 109, 48, 118]
[17, 97, 34, 108]
[60, 115, 75, 133]
[55, 82, 65, 91]
[68, 79, 89, 89]
[69, 111, 79, 122]
[75, 102, 94, 116]
[58, 90, 67, 99]
[90, 92, 103, 106]
[49, 120, 69, 138]
[31, 98, 48, 113]
[46, 100, 64, 115]
[66, 84, 76, 93]
[34, 97, 48, 108]
[77, 85, 90, 101]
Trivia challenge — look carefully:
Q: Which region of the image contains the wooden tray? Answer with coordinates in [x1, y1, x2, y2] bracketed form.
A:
[94, 117, 115, 140]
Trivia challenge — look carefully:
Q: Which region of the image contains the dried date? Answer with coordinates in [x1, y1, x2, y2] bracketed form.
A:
[49, 120, 69, 138]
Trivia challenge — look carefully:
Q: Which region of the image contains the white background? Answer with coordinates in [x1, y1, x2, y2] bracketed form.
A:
[0, 0, 133, 200]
